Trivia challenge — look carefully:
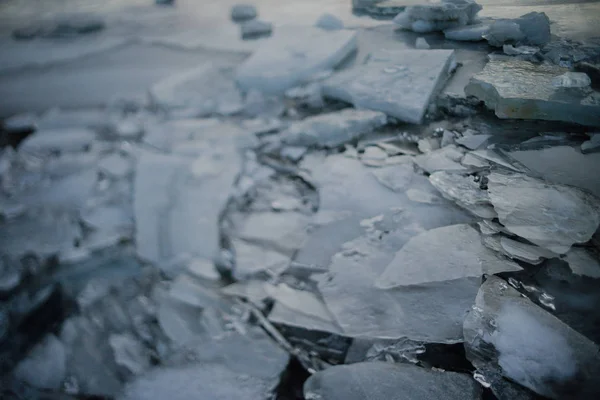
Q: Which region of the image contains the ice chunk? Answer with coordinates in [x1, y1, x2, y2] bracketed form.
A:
[98, 154, 132, 179]
[415, 37, 430, 50]
[499, 236, 557, 264]
[241, 20, 272, 40]
[414, 145, 467, 173]
[552, 72, 592, 88]
[120, 330, 288, 400]
[393, 0, 482, 33]
[0, 210, 80, 258]
[465, 58, 600, 127]
[18, 128, 95, 156]
[444, 23, 490, 41]
[464, 276, 600, 399]
[280, 109, 387, 148]
[429, 171, 495, 218]
[441, 129, 455, 147]
[360, 146, 389, 167]
[266, 284, 342, 334]
[371, 163, 414, 192]
[483, 21, 525, 47]
[235, 212, 310, 255]
[406, 187, 443, 204]
[13, 13, 105, 40]
[236, 27, 357, 94]
[150, 64, 243, 117]
[487, 172, 600, 254]
[14, 334, 66, 390]
[456, 134, 491, 150]
[2, 112, 37, 133]
[315, 13, 344, 30]
[564, 247, 600, 278]
[231, 239, 290, 278]
[323, 49, 456, 124]
[470, 149, 521, 171]
[231, 4, 257, 22]
[417, 137, 441, 153]
[135, 130, 242, 266]
[581, 134, 600, 154]
[514, 12, 551, 47]
[109, 333, 151, 375]
[304, 362, 481, 400]
[375, 224, 521, 289]
[503, 45, 539, 56]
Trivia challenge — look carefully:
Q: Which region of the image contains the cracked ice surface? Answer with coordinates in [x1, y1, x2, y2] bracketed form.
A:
[236, 27, 358, 94]
[323, 49, 456, 124]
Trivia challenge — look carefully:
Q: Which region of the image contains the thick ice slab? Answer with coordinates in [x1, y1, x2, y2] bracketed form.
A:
[280, 109, 387, 148]
[376, 224, 521, 289]
[323, 49, 455, 124]
[236, 27, 357, 94]
[465, 58, 600, 127]
[444, 23, 489, 41]
[304, 362, 481, 400]
[464, 276, 600, 399]
[487, 173, 600, 254]
[13, 334, 66, 390]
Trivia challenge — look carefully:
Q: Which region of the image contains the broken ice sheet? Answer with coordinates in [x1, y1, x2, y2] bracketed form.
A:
[499, 236, 557, 265]
[304, 362, 481, 400]
[464, 276, 600, 399]
[150, 64, 243, 117]
[121, 329, 288, 400]
[263, 289, 340, 337]
[465, 57, 600, 127]
[323, 49, 456, 124]
[280, 109, 387, 149]
[236, 27, 357, 94]
[487, 172, 600, 254]
[429, 171, 496, 218]
[375, 224, 521, 289]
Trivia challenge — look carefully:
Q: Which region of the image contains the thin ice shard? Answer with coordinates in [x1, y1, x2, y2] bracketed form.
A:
[323, 49, 456, 124]
[487, 172, 600, 254]
[375, 224, 521, 289]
